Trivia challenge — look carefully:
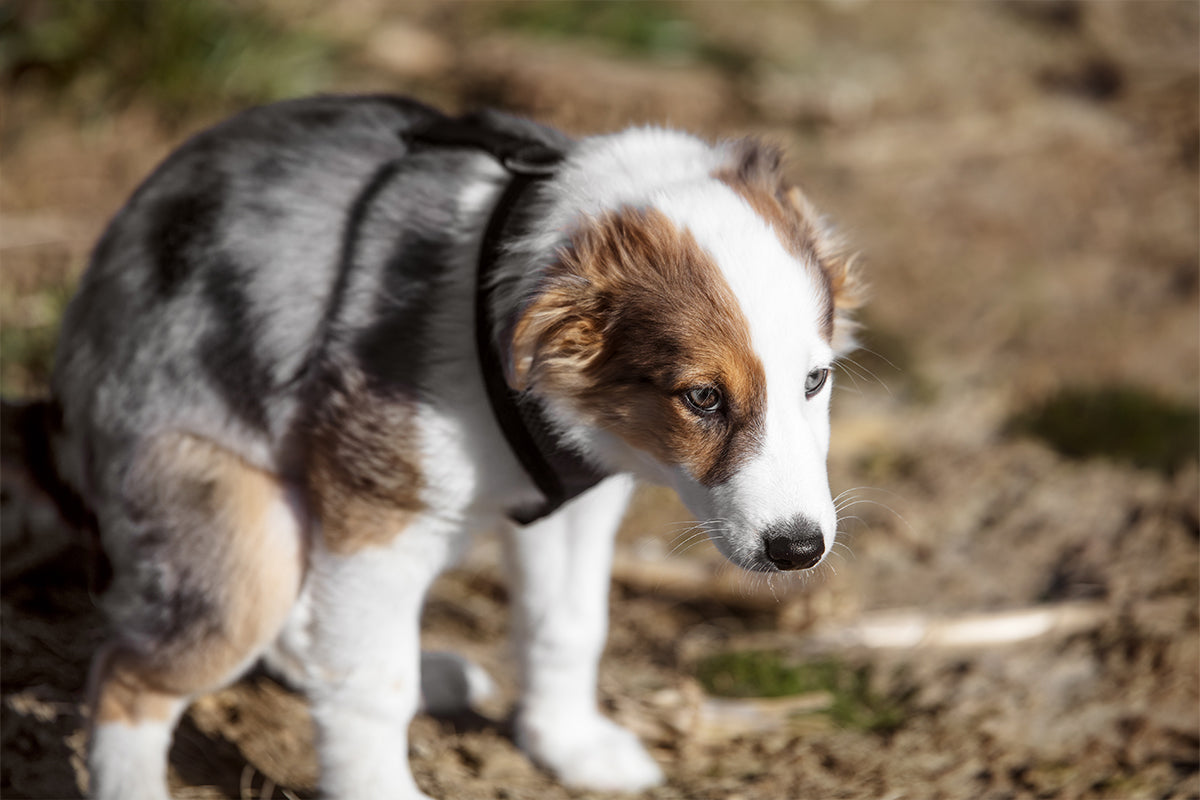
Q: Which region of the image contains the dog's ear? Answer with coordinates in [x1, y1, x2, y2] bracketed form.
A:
[506, 271, 602, 393]
[507, 208, 672, 393]
[724, 138, 787, 192]
[719, 140, 865, 353]
[783, 186, 865, 355]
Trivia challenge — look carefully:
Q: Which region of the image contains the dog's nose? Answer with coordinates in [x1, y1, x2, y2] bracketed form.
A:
[763, 518, 825, 571]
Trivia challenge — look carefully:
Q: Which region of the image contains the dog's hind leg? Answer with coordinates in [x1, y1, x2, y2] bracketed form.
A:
[503, 474, 665, 792]
[87, 433, 305, 800]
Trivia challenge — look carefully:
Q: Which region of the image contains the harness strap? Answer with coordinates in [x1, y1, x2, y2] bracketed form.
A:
[404, 114, 608, 525]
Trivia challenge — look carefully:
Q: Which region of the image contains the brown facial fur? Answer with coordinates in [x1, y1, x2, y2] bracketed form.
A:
[92, 433, 304, 725]
[511, 207, 766, 486]
[306, 365, 424, 554]
[714, 139, 863, 344]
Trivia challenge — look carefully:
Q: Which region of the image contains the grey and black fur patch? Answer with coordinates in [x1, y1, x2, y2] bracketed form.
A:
[197, 260, 272, 431]
[48, 94, 573, 623]
[144, 163, 228, 297]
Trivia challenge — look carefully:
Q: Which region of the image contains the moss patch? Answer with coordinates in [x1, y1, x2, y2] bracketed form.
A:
[1008, 385, 1199, 475]
[696, 649, 814, 699]
[0, 285, 71, 397]
[487, 0, 753, 74]
[695, 651, 907, 734]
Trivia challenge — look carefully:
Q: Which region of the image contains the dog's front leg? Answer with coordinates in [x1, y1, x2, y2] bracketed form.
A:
[305, 516, 462, 800]
[503, 474, 665, 792]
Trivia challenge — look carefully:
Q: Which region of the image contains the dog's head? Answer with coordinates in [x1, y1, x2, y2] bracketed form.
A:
[507, 137, 862, 572]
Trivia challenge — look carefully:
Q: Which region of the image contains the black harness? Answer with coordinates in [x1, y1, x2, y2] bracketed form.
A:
[404, 114, 608, 525]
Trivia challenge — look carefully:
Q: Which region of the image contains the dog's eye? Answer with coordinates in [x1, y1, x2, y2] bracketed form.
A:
[683, 386, 723, 414]
[805, 368, 830, 399]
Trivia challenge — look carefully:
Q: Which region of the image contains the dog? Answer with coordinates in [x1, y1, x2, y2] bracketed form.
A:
[41, 94, 860, 799]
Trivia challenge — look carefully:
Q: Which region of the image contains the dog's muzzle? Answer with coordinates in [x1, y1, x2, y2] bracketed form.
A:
[762, 516, 825, 570]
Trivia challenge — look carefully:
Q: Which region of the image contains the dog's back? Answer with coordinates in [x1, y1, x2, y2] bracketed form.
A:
[54, 96, 427, 505]
[53, 95, 570, 528]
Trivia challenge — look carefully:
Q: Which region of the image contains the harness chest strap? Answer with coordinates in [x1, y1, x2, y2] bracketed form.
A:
[403, 114, 609, 525]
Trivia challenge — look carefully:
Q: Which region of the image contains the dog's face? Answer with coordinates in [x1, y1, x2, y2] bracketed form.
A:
[510, 142, 860, 572]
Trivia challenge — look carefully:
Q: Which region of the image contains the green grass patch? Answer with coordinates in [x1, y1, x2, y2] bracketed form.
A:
[0, 286, 71, 397]
[2, 1, 338, 119]
[487, 0, 753, 74]
[1008, 385, 1199, 475]
[695, 651, 907, 734]
[696, 649, 815, 698]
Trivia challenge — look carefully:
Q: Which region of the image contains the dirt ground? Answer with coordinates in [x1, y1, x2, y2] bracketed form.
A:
[2, 2, 1198, 799]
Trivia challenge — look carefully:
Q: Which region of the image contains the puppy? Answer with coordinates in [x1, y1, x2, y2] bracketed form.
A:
[45, 94, 859, 799]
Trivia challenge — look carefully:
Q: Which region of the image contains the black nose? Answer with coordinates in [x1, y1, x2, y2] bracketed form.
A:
[763, 518, 825, 571]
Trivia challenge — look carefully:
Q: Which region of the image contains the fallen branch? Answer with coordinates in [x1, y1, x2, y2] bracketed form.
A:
[807, 601, 1109, 651]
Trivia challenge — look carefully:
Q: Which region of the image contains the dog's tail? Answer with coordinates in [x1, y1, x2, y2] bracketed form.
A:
[1, 398, 97, 578]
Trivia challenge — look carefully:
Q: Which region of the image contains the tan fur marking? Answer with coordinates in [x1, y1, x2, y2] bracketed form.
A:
[92, 434, 304, 725]
[715, 139, 863, 345]
[91, 645, 179, 725]
[512, 207, 766, 486]
[306, 366, 424, 554]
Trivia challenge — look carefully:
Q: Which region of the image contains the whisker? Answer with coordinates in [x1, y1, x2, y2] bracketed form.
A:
[850, 343, 901, 372]
[834, 486, 873, 507]
[836, 495, 868, 513]
[668, 530, 713, 558]
[835, 354, 893, 396]
[831, 541, 856, 562]
[834, 360, 870, 392]
[839, 350, 894, 383]
[832, 487, 913, 535]
[832, 365, 865, 395]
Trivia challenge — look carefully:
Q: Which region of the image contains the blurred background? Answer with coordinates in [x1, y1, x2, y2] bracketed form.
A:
[1, 1, 1196, 798]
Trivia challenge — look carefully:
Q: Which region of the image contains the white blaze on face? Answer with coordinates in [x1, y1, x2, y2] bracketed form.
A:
[654, 184, 838, 569]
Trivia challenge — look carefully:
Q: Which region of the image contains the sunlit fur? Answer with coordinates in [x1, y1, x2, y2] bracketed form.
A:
[50, 97, 859, 800]
[501, 127, 861, 571]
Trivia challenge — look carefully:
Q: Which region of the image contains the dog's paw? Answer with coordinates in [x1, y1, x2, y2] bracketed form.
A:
[516, 710, 664, 792]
